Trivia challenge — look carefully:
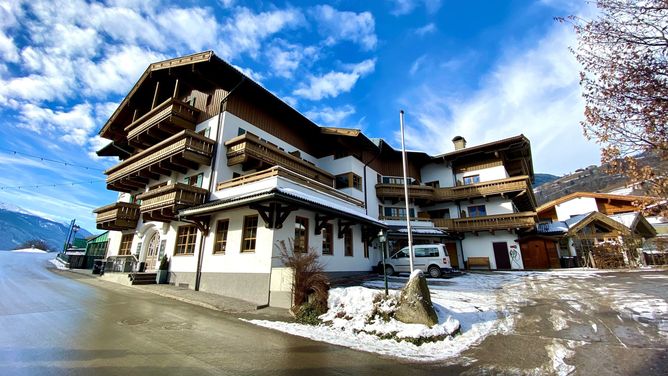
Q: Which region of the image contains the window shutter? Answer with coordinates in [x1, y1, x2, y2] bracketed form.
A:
[196, 174, 203, 188]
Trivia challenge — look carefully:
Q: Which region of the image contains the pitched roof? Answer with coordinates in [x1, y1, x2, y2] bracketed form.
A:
[536, 191, 654, 214]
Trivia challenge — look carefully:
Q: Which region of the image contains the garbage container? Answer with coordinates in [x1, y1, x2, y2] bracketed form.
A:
[92, 259, 103, 275]
[560, 256, 577, 268]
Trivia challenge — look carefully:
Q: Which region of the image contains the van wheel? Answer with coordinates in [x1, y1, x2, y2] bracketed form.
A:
[384, 265, 395, 276]
[428, 265, 442, 278]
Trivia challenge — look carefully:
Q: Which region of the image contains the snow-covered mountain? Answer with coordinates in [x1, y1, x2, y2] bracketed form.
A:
[0, 202, 94, 251]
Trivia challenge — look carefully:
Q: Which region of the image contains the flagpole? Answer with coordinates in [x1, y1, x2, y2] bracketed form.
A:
[399, 110, 415, 272]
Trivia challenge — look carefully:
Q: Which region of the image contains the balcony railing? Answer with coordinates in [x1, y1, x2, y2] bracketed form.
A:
[106, 130, 214, 192]
[137, 183, 208, 222]
[375, 176, 535, 210]
[375, 184, 435, 201]
[93, 202, 141, 231]
[124, 98, 200, 146]
[217, 166, 364, 207]
[433, 212, 537, 233]
[225, 133, 334, 186]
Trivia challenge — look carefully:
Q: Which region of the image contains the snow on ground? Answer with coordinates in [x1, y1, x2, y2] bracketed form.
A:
[10, 248, 48, 253]
[49, 258, 68, 270]
[246, 272, 530, 362]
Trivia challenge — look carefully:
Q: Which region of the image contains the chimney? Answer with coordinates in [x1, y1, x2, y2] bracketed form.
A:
[452, 136, 466, 150]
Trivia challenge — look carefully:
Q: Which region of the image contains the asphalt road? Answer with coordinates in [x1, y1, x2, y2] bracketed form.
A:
[2, 251, 666, 375]
[0, 251, 461, 376]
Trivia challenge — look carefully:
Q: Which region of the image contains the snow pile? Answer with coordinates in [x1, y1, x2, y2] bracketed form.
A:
[319, 285, 460, 342]
[11, 248, 48, 253]
[246, 272, 527, 362]
[49, 258, 68, 270]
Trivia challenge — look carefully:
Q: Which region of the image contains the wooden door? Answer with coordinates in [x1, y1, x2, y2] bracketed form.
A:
[520, 239, 558, 269]
[444, 242, 459, 269]
[493, 242, 511, 269]
[145, 233, 160, 271]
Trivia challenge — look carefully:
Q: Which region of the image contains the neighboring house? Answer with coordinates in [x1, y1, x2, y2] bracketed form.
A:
[93, 51, 539, 307]
[533, 192, 657, 267]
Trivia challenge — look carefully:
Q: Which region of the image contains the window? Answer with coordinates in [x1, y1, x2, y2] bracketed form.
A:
[463, 175, 480, 185]
[294, 216, 309, 253]
[426, 180, 440, 188]
[467, 205, 487, 217]
[382, 176, 404, 185]
[213, 219, 229, 254]
[119, 234, 133, 255]
[383, 207, 415, 218]
[335, 172, 363, 191]
[322, 223, 333, 255]
[185, 173, 203, 188]
[175, 225, 197, 254]
[241, 215, 258, 252]
[344, 228, 353, 257]
[237, 127, 247, 136]
[197, 128, 211, 138]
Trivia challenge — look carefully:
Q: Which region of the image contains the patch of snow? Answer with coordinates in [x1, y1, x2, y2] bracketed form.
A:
[549, 309, 569, 331]
[11, 248, 47, 253]
[547, 339, 576, 376]
[591, 322, 598, 333]
[49, 258, 68, 270]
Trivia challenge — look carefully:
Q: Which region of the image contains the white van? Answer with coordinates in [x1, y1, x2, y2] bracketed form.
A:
[381, 244, 452, 278]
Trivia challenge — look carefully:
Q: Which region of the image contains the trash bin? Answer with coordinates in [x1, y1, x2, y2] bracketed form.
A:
[560, 256, 577, 268]
[92, 259, 103, 274]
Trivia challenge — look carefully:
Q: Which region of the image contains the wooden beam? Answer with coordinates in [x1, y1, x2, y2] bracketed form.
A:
[170, 156, 198, 171]
[149, 164, 171, 176]
[161, 159, 188, 174]
[249, 202, 297, 229]
[338, 219, 354, 239]
[151, 81, 160, 110]
[314, 214, 333, 235]
[173, 78, 179, 98]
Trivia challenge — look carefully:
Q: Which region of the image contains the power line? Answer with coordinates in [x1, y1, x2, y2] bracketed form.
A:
[0, 179, 106, 190]
[0, 148, 107, 171]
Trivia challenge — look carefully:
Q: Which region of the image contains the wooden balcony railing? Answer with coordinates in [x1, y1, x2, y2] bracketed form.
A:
[375, 176, 535, 210]
[225, 133, 334, 186]
[124, 98, 200, 146]
[432, 212, 537, 233]
[106, 130, 214, 192]
[137, 183, 208, 222]
[375, 184, 435, 201]
[217, 166, 364, 207]
[93, 202, 140, 231]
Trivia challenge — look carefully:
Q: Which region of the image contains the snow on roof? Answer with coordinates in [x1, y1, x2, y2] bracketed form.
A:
[564, 213, 590, 228]
[608, 212, 638, 228]
[277, 187, 384, 226]
[396, 228, 447, 235]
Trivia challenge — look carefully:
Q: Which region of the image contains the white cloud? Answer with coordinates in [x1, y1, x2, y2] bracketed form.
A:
[294, 59, 376, 101]
[155, 7, 218, 52]
[86, 4, 165, 49]
[218, 7, 305, 59]
[399, 25, 600, 174]
[231, 64, 265, 83]
[389, 0, 442, 16]
[18, 103, 97, 146]
[0, 30, 18, 63]
[80, 45, 166, 96]
[409, 54, 427, 75]
[266, 40, 319, 78]
[305, 105, 356, 126]
[311, 5, 377, 50]
[414, 23, 437, 36]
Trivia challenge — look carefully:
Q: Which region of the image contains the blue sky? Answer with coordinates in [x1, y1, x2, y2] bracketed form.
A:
[0, 0, 599, 232]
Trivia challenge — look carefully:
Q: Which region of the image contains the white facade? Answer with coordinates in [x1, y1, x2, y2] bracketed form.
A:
[554, 197, 599, 221]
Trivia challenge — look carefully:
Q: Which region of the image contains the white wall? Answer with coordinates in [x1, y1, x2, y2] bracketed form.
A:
[455, 165, 508, 184]
[421, 162, 454, 187]
[461, 231, 523, 269]
[555, 197, 598, 221]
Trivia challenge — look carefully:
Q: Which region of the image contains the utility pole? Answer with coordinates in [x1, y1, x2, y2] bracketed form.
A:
[62, 219, 76, 253]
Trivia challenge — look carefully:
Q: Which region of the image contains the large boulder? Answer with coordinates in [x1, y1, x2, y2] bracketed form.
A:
[394, 270, 438, 327]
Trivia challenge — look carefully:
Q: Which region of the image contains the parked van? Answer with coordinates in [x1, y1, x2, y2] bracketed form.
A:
[381, 244, 452, 278]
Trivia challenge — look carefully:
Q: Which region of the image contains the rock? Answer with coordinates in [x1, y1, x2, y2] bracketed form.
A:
[394, 270, 438, 327]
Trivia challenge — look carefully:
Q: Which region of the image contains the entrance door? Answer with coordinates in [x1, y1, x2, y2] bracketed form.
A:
[145, 233, 160, 271]
[493, 242, 511, 269]
[444, 242, 459, 269]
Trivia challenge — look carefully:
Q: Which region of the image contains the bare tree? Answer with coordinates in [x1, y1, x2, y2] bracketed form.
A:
[560, 0, 668, 212]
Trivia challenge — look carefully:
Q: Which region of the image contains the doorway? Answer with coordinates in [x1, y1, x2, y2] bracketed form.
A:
[493, 242, 511, 269]
[144, 232, 160, 271]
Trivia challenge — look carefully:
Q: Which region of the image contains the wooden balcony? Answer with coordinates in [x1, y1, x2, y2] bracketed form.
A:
[225, 133, 334, 186]
[106, 130, 215, 192]
[375, 176, 535, 210]
[137, 183, 208, 222]
[93, 202, 140, 231]
[433, 212, 537, 233]
[217, 166, 364, 207]
[124, 98, 200, 147]
[375, 184, 435, 202]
